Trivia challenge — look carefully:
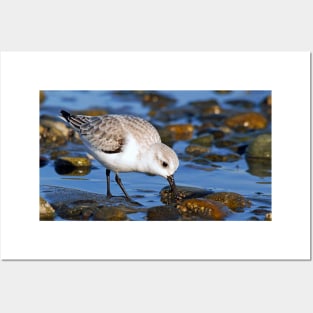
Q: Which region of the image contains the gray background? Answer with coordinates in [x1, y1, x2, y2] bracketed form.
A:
[0, 0, 312, 312]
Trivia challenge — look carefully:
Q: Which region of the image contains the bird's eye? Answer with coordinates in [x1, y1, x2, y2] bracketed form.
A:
[162, 161, 168, 168]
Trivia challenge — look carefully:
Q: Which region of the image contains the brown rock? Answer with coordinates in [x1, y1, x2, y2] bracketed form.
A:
[164, 124, 194, 141]
[206, 192, 251, 212]
[177, 198, 231, 220]
[185, 144, 208, 156]
[40, 197, 55, 220]
[225, 112, 267, 130]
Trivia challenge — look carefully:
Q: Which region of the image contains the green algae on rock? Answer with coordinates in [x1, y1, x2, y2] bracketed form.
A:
[246, 133, 271, 159]
[54, 156, 91, 175]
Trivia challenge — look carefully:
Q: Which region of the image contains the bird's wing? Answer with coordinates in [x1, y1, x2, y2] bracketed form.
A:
[72, 114, 125, 154]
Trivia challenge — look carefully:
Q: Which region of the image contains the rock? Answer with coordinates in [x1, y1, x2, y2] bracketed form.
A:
[225, 112, 267, 131]
[40, 156, 49, 167]
[177, 198, 231, 220]
[157, 127, 175, 147]
[40, 123, 68, 147]
[261, 95, 272, 119]
[190, 134, 214, 147]
[160, 186, 212, 204]
[251, 208, 271, 215]
[40, 197, 55, 220]
[189, 99, 222, 115]
[41, 185, 141, 220]
[54, 156, 91, 175]
[265, 212, 272, 221]
[40, 115, 72, 147]
[185, 144, 208, 156]
[147, 205, 180, 221]
[246, 157, 271, 177]
[141, 92, 176, 109]
[225, 99, 255, 109]
[164, 124, 194, 141]
[40, 90, 46, 104]
[214, 90, 232, 94]
[206, 192, 251, 212]
[204, 153, 240, 162]
[94, 206, 127, 221]
[246, 133, 271, 158]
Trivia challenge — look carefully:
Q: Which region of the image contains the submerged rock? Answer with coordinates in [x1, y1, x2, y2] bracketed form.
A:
[204, 153, 240, 162]
[185, 144, 209, 156]
[190, 134, 214, 147]
[40, 185, 141, 220]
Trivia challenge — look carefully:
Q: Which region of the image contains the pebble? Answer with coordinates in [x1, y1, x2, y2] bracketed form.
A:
[164, 124, 194, 141]
[190, 134, 214, 147]
[40, 90, 46, 104]
[204, 153, 240, 162]
[41, 186, 140, 220]
[225, 112, 267, 130]
[141, 92, 176, 109]
[54, 156, 91, 175]
[94, 206, 127, 221]
[246, 133, 271, 158]
[177, 198, 231, 220]
[185, 144, 209, 156]
[160, 186, 212, 203]
[40, 197, 55, 220]
[147, 205, 180, 221]
[206, 192, 251, 212]
[189, 99, 222, 116]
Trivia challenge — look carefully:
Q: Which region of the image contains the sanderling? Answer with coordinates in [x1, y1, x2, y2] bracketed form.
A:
[60, 110, 179, 200]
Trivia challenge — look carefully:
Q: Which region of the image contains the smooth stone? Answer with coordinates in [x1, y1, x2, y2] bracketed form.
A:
[40, 197, 55, 220]
[147, 205, 180, 221]
[164, 124, 194, 141]
[185, 144, 209, 156]
[190, 134, 214, 147]
[204, 153, 240, 162]
[206, 192, 251, 212]
[177, 198, 231, 220]
[246, 133, 271, 158]
[54, 156, 91, 175]
[160, 185, 212, 204]
[225, 112, 267, 130]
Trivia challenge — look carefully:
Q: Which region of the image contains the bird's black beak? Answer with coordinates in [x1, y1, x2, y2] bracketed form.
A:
[167, 175, 178, 200]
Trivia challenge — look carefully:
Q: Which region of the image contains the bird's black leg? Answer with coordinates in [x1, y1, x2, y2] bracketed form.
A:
[106, 169, 113, 198]
[115, 173, 131, 200]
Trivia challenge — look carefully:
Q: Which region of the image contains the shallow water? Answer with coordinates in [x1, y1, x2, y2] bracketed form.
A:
[40, 90, 271, 221]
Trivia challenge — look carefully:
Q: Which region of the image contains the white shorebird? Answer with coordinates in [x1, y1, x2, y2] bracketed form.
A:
[60, 110, 179, 200]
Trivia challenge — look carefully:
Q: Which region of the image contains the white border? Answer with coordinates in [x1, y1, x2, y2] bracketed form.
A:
[0, 52, 310, 260]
